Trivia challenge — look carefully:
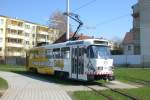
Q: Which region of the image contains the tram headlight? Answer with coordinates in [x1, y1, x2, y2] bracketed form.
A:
[109, 66, 114, 70]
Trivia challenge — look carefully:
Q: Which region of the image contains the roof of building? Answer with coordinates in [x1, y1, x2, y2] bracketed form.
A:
[54, 33, 93, 43]
[123, 32, 134, 45]
[0, 15, 49, 28]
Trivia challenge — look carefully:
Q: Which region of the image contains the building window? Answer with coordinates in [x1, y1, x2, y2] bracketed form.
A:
[25, 33, 30, 37]
[7, 38, 22, 44]
[0, 19, 4, 25]
[128, 45, 131, 51]
[25, 24, 30, 29]
[32, 41, 34, 45]
[18, 22, 23, 27]
[32, 26, 36, 31]
[26, 41, 29, 45]
[32, 34, 35, 38]
[18, 30, 23, 35]
[0, 48, 2, 51]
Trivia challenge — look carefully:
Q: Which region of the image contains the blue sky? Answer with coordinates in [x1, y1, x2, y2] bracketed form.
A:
[0, 0, 137, 40]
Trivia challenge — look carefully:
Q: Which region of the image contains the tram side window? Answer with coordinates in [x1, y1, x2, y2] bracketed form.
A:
[53, 48, 60, 59]
[29, 50, 37, 59]
[29, 49, 46, 59]
[78, 47, 84, 74]
[61, 47, 70, 59]
[46, 49, 53, 59]
[38, 50, 46, 58]
[87, 46, 94, 58]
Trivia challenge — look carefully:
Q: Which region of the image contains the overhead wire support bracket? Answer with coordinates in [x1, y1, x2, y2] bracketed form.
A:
[64, 12, 83, 40]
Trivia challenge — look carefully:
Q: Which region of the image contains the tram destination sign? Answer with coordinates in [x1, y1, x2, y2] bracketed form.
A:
[66, 41, 84, 46]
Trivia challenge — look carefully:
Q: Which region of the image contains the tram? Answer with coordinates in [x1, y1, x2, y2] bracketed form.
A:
[26, 39, 115, 81]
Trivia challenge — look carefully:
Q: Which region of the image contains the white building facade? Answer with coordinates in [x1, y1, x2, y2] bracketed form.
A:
[0, 15, 59, 64]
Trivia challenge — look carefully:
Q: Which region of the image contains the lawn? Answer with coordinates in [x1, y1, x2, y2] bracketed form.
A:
[115, 68, 150, 83]
[0, 77, 8, 97]
[1, 65, 150, 100]
[73, 90, 131, 100]
[73, 68, 150, 100]
[0, 78, 8, 90]
[0, 64, 26, 72]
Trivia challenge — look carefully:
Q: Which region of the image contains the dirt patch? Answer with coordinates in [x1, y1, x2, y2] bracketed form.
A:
[0, 90, 5, 98]
[0, 92, 3, 97]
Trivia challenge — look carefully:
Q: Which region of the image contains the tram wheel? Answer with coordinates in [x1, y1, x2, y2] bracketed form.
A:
[108, 76, 115, 81]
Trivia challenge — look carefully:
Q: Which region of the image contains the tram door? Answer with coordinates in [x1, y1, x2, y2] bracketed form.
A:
[71, 46, 84, 80]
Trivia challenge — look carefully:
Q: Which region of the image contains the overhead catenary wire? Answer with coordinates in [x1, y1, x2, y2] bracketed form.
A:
[96, 13, 130, 26]
[73, 0, 131, 29]
[73, 0, 97, 11]
[92, 5, 150, 27]
[79, 14, 130, 30]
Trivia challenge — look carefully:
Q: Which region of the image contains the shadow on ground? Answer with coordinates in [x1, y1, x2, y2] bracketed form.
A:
[11, 71, 103, 86]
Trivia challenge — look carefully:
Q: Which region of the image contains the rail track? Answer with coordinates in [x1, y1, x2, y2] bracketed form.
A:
[86, 86, 114, 100]
[120, 76, 150, 86]
[84, 81, 139, 100]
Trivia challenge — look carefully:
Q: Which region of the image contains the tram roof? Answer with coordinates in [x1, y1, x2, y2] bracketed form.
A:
[41, 39, 109, 49]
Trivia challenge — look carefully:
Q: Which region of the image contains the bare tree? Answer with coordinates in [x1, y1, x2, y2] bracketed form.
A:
[111, 36, 123, 55]
[48, 11, 68, 37]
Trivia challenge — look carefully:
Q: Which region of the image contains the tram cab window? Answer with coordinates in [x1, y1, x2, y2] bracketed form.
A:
[87, 46, 94, 58]
[87, 45, 110, 58]
[61, 47, 70, 59]
[53, 48, 60, 59]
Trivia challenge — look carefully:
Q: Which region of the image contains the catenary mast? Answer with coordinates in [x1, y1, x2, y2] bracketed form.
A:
[66, 0, 70, 40]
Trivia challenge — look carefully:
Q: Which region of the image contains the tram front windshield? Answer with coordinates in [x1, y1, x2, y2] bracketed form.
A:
[88, 45, 111, 59]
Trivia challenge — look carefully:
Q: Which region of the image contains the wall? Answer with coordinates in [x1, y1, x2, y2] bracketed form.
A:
[123, 44, 134, 55]
[140, 0, 150, 55]
[111, 55, 141, 66]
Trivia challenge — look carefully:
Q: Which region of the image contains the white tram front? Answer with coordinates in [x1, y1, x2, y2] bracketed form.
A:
[27, 39, 114, 81]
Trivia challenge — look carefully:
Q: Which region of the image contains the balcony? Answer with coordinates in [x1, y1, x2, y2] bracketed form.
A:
[7, 34, 24, 39]
[0, 51, 3, 56]
[7, 25, 24, 30]
[0, 43, 3, 47]
[6, 42, 23, 48]
[0, 25, 3, 28]
[38, 31, 48, 35]
[132, 13, 140, 18]
[132, 3, 139, 14]
[37, 38, 46, 42]
[5, 51, 23, 56]
[0, 33, 3, 37]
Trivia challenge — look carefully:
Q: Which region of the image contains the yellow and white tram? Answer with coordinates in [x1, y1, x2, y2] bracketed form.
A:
[26, 39, 114, 81]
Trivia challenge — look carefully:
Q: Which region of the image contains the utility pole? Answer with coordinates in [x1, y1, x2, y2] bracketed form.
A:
[66, 0, 70, 40]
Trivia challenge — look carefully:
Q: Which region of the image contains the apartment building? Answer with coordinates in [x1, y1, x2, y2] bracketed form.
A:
[139, 0, 150, 56]
[0, 15, 59, 64]
[123, 0, 150, 66]
[124, 0, 150, 55]
[132, 2, 141, 55]
[123, 1, 141, 55]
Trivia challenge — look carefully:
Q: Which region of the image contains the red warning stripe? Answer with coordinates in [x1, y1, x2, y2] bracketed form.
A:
[85, 71, 113, 75]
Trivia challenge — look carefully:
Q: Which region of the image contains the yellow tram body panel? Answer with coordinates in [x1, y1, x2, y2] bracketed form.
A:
[37, 67, 54, 75]
[29, 57, 54, 75]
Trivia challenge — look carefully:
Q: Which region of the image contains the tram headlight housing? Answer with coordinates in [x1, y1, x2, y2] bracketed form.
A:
[109, 66, 114, 70]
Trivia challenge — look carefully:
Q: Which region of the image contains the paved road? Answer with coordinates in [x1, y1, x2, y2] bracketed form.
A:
[0, 71, 72, 100]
